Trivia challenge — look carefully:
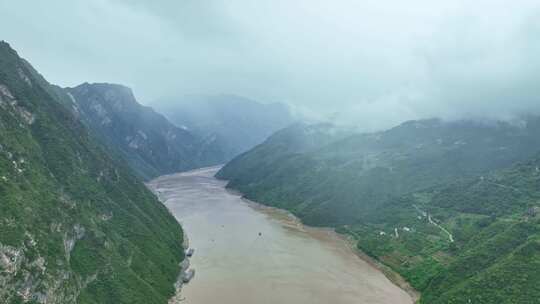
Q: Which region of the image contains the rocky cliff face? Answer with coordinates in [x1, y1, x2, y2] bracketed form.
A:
[67, 83, 226, 180]
[0, 41, 184, 303]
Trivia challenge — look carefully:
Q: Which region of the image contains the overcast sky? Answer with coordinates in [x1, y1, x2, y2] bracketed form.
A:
[1, 0, 540, 130]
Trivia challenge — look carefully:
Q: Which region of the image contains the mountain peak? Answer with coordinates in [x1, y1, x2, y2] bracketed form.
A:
[66, 83, 226, 179]
[68, 82, 139, 116]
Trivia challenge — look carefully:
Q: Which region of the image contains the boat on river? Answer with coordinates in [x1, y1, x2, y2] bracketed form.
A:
[183, 269, 195, 283]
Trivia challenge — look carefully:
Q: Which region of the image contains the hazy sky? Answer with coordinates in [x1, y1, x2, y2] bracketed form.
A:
[1, 0, 540, 130]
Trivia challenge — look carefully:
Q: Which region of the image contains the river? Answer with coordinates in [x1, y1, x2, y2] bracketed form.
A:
[148, 166, 413, 304]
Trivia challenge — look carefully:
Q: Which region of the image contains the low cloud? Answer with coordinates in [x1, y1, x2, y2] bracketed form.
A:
[1, 0, 539, 131]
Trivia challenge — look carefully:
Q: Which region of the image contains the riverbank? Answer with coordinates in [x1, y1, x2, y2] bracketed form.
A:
[337, 233, 421, 302]
[147, 181, 191, 304]
[167, 229, 190, 304]
[241, 195, 420, 303]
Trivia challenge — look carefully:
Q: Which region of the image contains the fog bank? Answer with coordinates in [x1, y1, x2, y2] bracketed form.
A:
[1, 1, 539, 130]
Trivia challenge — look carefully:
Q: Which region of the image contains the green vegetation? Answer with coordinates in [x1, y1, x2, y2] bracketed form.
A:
[0, 41, 183, 303]
[218, 122, 540, 303]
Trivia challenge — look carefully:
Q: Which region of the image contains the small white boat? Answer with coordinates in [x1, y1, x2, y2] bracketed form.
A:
[183, 269, 195, 283]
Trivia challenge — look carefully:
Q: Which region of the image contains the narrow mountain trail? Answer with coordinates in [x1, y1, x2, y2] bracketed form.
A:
[413, 205, 454, 243]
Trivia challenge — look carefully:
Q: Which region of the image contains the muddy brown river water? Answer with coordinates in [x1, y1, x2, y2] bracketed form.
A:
[148, 167, 413, 304]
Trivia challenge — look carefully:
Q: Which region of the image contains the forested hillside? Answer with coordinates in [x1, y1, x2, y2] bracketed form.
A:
[219, 119, 540, 225]
[0, 42, 184, 303]
[218, 119, 540, 303]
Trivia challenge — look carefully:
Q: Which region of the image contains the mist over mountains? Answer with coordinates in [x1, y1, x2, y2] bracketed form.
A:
[3, 1, 540, 130]
[154, 94, 293, 159]
[1, 37, 540, 303]
[2, 1, 540, 303]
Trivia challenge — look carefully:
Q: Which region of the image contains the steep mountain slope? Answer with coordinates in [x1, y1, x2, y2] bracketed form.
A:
[219, 123, 353, 186]
[0, 42, 184, 303]
[351, 155, 540, 303]
[66, 84, 226, 180]
[218, 119, 540, 303]
[218, 118, 540, 225]
[155, 94, 294, 160]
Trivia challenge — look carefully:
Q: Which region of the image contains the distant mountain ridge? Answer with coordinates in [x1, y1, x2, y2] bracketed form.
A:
[66, 83, 227, 180]
[218, 118, 540, 225]
[154, 94, 294, 160]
